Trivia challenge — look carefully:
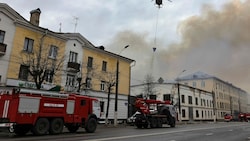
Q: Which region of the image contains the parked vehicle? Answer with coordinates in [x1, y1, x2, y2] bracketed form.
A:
[134, 98, 176, 128]
[127, 111, 140, 125]
[238, 113, 250, 122]
[0, 87, 100, 136]
[224, 113, 233, 122]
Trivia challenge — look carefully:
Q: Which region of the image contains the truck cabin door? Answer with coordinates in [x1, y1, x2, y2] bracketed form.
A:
[92, 100, 100, 119]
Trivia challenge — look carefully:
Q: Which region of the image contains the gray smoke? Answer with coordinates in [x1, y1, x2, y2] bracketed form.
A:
[106, 0, 250, 92]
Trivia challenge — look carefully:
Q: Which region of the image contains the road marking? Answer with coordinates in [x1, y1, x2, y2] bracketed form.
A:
[83, 124, 247, 141]
[205, 133, 213, 136]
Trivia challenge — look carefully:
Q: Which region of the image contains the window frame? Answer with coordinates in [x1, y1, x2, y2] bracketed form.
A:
[45, 69, 54, 83]
[0, 30, 5, 43]
[48, 45, 58, 59]
[100, 81, 106, 91]
[23, 37, 34, 53]
[66, 74, 75, 86]
[69, 51, 78, 63]
[102, 61, 107, 71]
[188, 96, 193, 104]
[87, 57, 93, 68]
[18, 65, 29, 80]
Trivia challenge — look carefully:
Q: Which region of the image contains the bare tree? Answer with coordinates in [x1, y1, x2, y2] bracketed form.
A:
[98, 70, 116, 125]
[75, 63, 99, 93]
[19, 33, 65, 90]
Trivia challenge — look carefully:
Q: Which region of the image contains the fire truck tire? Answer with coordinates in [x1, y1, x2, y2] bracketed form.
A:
[85, 118, 97, 133]
[14, 125, 31, 136]
[67, 125, 79, 133]
[136, 124, 142, 128]
[49, 118, 64, 134]
[32, 118, 50, 135]
[170, 117, 176, 127]
[150, 117, 157, 128]
[143, 123, 148, 128]
[157, 118, 163, 128]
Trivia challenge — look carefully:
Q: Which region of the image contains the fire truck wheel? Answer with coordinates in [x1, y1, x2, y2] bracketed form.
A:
[157, 118, 163, 128]
[143, 123, 148, 128]
[14, 125, 31, 136]
[32, 118, 50, 135]
[136, 124, 142, 128]
[49, 118, 64, 134]
[150, 117, 157, 128]
[85, 118, 97, 133]
[170, 117, 176, 127]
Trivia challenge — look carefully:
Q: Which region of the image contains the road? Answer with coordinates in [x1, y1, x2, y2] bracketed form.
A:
[1, 122, 250, 141]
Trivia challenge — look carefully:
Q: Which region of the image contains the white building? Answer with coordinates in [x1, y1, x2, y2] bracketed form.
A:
[0, 4, 19, 85]
[131, 81, 214, 122]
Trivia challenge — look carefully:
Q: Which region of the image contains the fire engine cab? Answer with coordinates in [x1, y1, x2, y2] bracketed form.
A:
[0, 87, 100, 136]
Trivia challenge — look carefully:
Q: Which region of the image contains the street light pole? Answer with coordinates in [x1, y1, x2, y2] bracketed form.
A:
[114, 45, 129, 126]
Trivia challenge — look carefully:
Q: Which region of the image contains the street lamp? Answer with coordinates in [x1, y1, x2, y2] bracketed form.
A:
[114, 45, 129, 126]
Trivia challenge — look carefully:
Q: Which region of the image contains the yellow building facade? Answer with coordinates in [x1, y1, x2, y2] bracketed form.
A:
[7, 26, 66, 85]
[82, 46, 132, 95]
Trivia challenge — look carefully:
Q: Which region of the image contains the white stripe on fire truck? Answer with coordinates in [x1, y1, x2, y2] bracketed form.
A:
[2, 100, 10, 118]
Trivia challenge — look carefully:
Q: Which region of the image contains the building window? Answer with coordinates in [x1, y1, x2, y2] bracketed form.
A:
[182, 109, 186, 118]
[87, 57, 93, 68]
[195, 97, 198, 105]
[201, 81, 205, 88]
[0, 30, 5, 43]
[149, 95, 156, 100]
[23, 37, 34, 53]
[196, 110, 199, 117]
[192, 82, 196, 87]
[85, 77, 92, 88]
[163, 94, 171, 101]
[100, 81, 106, 91]
[102, 61, 107, 71]
[48, 45, 58, 59]
[201, 99, 203, 106]
[18, 65, 29, 80]
[181, 95, 185, 103]
[100, 101, 104, 113]
[45, 69, 54, 83]
[69, 51, 78, 62]
[188, 96, 192, 104]
[66, 74, 75, 86]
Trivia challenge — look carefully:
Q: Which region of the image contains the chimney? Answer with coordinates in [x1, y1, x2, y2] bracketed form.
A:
[30, 8, 41, 26]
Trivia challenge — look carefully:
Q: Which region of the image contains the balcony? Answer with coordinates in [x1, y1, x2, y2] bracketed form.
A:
[67, 62, 80, 72]
[0, 43, 7, 56]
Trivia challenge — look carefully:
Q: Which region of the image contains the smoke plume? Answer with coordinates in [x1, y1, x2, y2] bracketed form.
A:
[107, 0, 250, 92]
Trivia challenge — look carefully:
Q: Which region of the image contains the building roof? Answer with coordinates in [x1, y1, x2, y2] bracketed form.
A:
[178, 71, 214, 81]
[178, 71, 247, 93]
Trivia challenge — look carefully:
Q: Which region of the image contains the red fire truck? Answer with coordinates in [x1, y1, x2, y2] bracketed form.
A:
[0, 87, 100, 136]
[134, 98, 176, 128]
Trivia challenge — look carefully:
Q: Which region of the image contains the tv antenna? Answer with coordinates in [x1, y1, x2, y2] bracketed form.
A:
[73, 16, 79, 33]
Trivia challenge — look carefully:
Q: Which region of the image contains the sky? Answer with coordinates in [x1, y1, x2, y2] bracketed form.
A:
[1, 0, 250, 93]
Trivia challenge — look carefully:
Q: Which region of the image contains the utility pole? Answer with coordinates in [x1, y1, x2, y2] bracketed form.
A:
[177, 83, 181, 122]
[114, 45, 129, 127]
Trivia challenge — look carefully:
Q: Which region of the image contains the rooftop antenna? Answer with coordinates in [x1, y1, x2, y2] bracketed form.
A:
[73, 16, 79, 33]
[59, 22, 62, 32]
